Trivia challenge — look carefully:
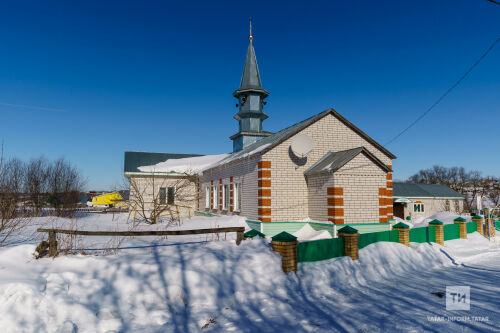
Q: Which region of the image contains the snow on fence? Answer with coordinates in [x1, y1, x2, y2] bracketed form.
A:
[37, 227, 245, 257]
[295, 219, 482, 264]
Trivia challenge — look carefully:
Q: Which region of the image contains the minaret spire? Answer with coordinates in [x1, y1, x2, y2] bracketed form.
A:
[249, 17, 253, 41]
[230, 20, 272, 152]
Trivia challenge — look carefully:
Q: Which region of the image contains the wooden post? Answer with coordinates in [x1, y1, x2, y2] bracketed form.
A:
[454, 217, 467, 239]
[429, 219, 444, 246]
[48, 231, 57, 257]
[485, 217, 491, 238]
[392, 222, 410, 246]
[271, 232, 298, 274]
[236, 230, 244, 245]
[338, 226, 359, 260]
[472, 215, 483, 236]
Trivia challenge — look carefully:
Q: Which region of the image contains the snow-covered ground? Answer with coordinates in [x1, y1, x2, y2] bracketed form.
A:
[395, 211, 474, 228]
[1, 214, 499, 332]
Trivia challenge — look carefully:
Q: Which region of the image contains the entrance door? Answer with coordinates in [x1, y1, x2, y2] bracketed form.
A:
[394, 203, 404, 219]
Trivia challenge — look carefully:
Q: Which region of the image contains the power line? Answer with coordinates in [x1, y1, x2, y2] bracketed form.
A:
[384, 36, 500, 146]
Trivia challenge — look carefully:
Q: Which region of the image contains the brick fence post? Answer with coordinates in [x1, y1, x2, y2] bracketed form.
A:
[488, 215, 496, 237]
[429, 219, 444, 246]
[453, 217, 467, 239]
[472, 215, 483, 236]
[271, 232, 298, 274]
[338, 226, 359, 260]
[392, 222, 410, 246]
[484, 216, 491, 238]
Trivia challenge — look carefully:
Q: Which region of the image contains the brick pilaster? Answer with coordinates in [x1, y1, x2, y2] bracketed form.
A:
[386, 170, 394, 220]
[258, 161, 272, 222]
[379, 187, 388, 223]
[327, 187, 344, 224]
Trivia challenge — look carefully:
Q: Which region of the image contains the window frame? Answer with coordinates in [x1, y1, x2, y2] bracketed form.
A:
[167, 186, 175, 205]
[159, 187, 166, 205]
[205, 185, 210, 209]
[234, 182, 242, 212]
[223, 184, 230, 210]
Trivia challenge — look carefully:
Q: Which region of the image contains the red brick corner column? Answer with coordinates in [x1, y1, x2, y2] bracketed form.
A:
[258, 161, 272, 222]
[386, 166, 394, 220]
[379, 188, 388, 223]
[327, 187, 344, 224]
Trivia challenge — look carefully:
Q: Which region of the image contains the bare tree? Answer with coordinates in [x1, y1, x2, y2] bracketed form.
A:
[0, 157, 29, 246]
[485, 177, 500, 207]
[46, 158, 85, 217]
[24, 156, 50, 216]
[128, 171, 197, 224]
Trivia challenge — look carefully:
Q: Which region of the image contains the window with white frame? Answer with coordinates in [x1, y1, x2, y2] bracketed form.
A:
[413, 202, 425, 213]
[212, 185, 217, 210]
[223, 184, 230, 210]
[205, 186, 210, 209]
[234, 182, 242, 212]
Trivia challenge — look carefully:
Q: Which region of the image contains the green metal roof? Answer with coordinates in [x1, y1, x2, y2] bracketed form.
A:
[271, 231, 297, 242]
[244, 229, 266, 239]
[429, 219, 444, 225]
[304, 147, 391, 176]
[392, 222, 409, 229]
[337, 225, 359, 234]
[393, 182, 465, 199]
[124, 151, 203, 173]
[454, 217, 467, 222]
[233, 39, 269, 97]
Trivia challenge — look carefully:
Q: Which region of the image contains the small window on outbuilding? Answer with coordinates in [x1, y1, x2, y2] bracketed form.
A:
[167, 187, 175, 205]
[413, 202, 424, 213]
[159, 187, 166, 205]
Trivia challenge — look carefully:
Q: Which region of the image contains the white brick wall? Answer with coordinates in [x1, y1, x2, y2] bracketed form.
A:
[128, 175, 197, 217]
[307, 154, 387, 223]
[200, 157, 259, 220]
[263, 113, 392, 221]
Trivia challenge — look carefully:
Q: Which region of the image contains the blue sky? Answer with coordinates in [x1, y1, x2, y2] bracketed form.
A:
[0, 1, 499, 190]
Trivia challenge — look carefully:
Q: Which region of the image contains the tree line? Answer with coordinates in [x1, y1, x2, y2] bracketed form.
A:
[407, 165, 500, 211]
[0, 156, 85, 219]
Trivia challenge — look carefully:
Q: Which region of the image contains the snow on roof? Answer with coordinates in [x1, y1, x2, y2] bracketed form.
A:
[138, 153, 230, 174]
[212, 143, 271, 168]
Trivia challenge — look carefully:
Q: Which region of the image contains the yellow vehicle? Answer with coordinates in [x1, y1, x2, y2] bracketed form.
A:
[91, 192, 128, 209]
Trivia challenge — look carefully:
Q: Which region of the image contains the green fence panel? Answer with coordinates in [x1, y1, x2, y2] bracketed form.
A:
[358, 230, 399, 249]
[297, 237, 344, 262]
[444, 223, 460, 241]
[409, 227, 428, 243]
[246, 221, 262, 232]
[466, 222, 477, 233]
[428, 226, 436, 243]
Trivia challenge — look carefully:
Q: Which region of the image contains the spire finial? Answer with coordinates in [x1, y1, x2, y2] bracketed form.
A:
[249, 17, 253, 41]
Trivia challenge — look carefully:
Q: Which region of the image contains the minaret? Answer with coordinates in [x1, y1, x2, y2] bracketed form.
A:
[230, 19, 272, 152]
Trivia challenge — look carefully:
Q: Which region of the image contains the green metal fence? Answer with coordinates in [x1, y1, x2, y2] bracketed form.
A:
[297, 237, 344, 262]
[443, 223, 460, 241]
[466, 222, 476, 233]
[409, 226, 427, 243]
[358, 230, 399, 250]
